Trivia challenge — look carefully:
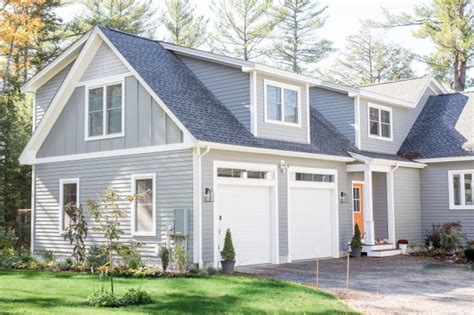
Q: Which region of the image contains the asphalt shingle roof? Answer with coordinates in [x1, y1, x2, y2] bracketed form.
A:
[361, 76, 430, 104]
[100, 26, 356, 157]
[399, 93, 474, 159]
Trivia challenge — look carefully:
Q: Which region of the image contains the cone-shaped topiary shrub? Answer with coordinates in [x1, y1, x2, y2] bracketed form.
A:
[220, 229, 235, 261]
[351, 223, 363, 248]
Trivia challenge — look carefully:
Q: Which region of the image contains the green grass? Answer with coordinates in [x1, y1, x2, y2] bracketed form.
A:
[0, 269, 355, 314]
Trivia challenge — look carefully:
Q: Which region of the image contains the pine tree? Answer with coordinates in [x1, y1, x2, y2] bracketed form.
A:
[270, 0, 333, 74]
[326, 24, 415, 86]
[160, 0, 208, 48]
[211, 0, 275, 60]
[220, 228, 236, 261]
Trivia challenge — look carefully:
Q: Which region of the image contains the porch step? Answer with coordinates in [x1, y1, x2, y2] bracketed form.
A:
[362, 244, 394, 252]
[367, 249, 401, 257]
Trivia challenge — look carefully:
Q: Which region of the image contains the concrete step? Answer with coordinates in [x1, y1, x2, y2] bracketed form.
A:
[367, 249, 401, 257]
[363, 243, 394, 252]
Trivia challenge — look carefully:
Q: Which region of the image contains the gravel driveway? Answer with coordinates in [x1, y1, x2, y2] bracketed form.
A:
[237, 255, 474, 314]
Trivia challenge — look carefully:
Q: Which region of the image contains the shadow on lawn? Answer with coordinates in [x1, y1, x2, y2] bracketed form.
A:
[0, 297, 66, 309]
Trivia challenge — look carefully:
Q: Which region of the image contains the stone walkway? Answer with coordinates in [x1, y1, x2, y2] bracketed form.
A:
[237, 255, 474, 314]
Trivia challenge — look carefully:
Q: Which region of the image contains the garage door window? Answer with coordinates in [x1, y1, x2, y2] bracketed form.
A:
[294, 172, 334, 183]
[218, 168, 271, 180]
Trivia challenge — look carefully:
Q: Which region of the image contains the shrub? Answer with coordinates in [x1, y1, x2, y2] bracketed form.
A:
[132, 266, 162, 278]
[220, 229, 235, 261]
[173, 239, 187, 273]
[350, 224, 363, 248]
[160, 245, 170, 272]
[86, 288, 120, 307]
[63, 203, 88, 263]
[40, 250, 54, 262]
[120, 288, 153, 306]
[117, 241, 143, 269]
[465, 248, 474, 263]
[425, 222, 466, 252]
[207, 266, 218, 275]
[86, 246, 108, 270]
[0, 226, 16, 250]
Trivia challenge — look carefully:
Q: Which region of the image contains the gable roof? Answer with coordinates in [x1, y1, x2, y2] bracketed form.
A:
[399, 93, 474, 160]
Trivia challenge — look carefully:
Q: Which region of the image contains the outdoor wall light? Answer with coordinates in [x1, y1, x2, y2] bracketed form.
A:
[340, 191, 348, 204]
[279, 160, 290, 173]
[204, 187, 214, 202]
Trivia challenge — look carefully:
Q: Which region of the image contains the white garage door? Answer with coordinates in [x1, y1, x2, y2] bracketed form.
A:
[290, 187, 333, 260]
[217, 184, 272, 266]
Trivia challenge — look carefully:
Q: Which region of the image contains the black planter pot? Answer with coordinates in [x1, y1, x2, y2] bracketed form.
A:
[351, 247, 362, 258]
[221, 260, 235, 274]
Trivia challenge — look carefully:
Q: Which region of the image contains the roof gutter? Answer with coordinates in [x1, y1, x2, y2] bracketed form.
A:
[348, 151, 426, 169]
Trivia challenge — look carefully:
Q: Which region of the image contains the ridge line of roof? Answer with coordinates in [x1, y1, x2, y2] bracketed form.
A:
[360, 75, 430, 87]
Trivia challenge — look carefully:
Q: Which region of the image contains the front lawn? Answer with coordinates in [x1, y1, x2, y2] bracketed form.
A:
[0, 269, 354, 314]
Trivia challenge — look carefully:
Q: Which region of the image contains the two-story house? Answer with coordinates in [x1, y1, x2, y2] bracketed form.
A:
[20, 26, 474, 267]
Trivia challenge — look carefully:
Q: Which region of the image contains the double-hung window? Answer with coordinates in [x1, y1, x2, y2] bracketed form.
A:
[265, 80, 300, 125]
[368, 103, 392, 140]
[131, 174, 156, 236]
[59, 179, 79, 233]
[449, 170, 474, 210]
[86, 81, 123, 140]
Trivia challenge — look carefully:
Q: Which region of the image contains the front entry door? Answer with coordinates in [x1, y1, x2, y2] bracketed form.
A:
[352, 183, 364, 235]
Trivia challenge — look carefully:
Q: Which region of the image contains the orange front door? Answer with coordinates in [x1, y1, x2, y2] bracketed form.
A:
[352, 183, 364, 235]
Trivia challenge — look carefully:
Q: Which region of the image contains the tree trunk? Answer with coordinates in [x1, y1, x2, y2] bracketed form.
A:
[455, 59, 467, 92]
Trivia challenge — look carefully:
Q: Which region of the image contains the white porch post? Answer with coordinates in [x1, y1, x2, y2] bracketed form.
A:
[363, 166, 375, 245]
[386, 166, 398, 246]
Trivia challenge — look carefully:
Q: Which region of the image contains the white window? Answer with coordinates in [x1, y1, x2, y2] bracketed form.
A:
[59, 178, 79, 233]
[217, 168, 271, 180]
[264, 79, 301, 125]
[131, 174, 156, 236]
[368, 103, 392, 141]
[86, 80, 124, 140]
[294, 172, 334, 183]
[449, 170, 474, 210]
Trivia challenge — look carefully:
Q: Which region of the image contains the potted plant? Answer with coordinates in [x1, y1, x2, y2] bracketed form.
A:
[398, 239, 409, 255]
[350, 223, 363, 258]
[220, 228, 236, 274]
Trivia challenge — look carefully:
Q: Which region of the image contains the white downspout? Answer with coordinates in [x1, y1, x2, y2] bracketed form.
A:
[387, 164, 399, 247]
[196, 146, 210, 268]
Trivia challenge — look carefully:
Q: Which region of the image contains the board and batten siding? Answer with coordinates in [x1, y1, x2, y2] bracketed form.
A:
[359, 88, 436, 154]
[200, 149, 352, 264]
[256, 73, 309, 143]
[309, 87, 355, 144]
[394, 167, 422, 243]
[177, 55, 251, 130]
[420, 161, 474, 240]
[37, 76, 183, 158]
[80, 42, 129, 82]
[35, 62, 74, 126]
[33, 149, 194, 261]
[372, 172, 388, 239]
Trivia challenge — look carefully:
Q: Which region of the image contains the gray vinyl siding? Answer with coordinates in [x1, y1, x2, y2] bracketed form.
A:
[360, 88, 436, 154]
[200, 150, 352, 264]
[33, 149, 194, 261]
[373, 172, 388, 239]
[394, 167, 422, 243]
[80, 42, 129, 82]
[35, 62, 74, 126]
[177, 55, 251, 130]
[310, 87, 355, 143]
[37, 76, 183, 158]
[420, 161, 474, 240]
[256, 73, 309, 143]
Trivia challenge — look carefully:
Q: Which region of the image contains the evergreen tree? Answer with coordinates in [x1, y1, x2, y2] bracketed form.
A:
[376, 0, 473, 91]
[270, 0, 333, 74]
[160, 0, 208, 48]
[73, 0, 156, 35]
[211, 0, 275, 60]
[327, 24, 415, 86]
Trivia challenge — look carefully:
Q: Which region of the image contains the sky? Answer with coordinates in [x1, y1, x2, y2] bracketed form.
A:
[56, 0, 433, 75]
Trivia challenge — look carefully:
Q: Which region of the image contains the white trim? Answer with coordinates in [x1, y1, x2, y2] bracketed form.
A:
[33, 142, 193, 164]
[416, 156, 474, 163]
[387, 165, 398, 245]
[367, 103, 393, 142]
[287, 166, 339, 262]
[84, 76, 125, 141]
[77, 72, 132, 87]
[193, 146, 210, 266]
[353, 96, 361, 149]
[351, 180, 365, 236]
[30, 165, 35, 255]
[59, 178, 80, 234]
[348, 151, 426, 169]
[213, 160, 279, 266]
[306, 83, 310, 144]
[31, 92, 37, 132]
[250, 70, 258, 136]
[196, 141, 354, 162]
[263, 79, 302, 127]
[448, 170, 474, 210]
[350, 90, 415, 108]
[130, 173, 157, 236]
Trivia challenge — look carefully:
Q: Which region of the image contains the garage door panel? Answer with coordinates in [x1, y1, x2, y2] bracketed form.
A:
[290, 188, 333, 260]
[217, 185, 272, 266]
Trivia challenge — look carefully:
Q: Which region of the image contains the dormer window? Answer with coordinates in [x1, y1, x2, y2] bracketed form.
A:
[264, 80, 300, 126]
[86, 80, 124, 140]
[368, 103, 392, 141]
